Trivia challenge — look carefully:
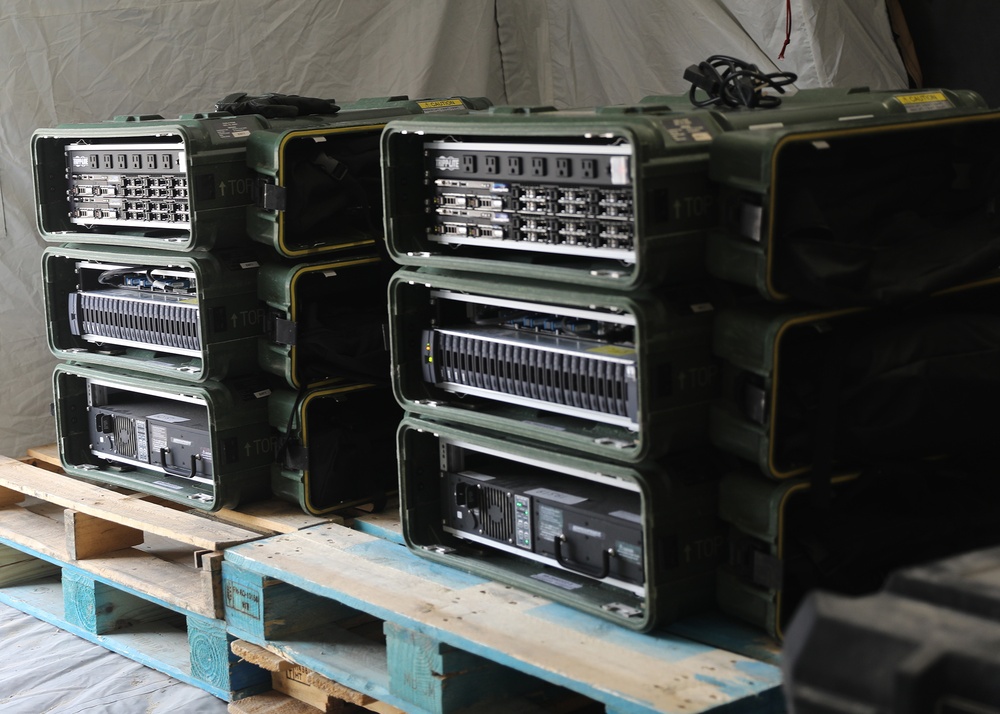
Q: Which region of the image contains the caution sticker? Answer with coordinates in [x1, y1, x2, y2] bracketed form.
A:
[417, 98, 467, 113]
[895, 91, 953, 113]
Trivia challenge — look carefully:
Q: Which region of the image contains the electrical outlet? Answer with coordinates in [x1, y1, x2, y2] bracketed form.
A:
[485, 155, 499, 174]
[462, 155, 476, 172]
[507, 156, 523, 175]
[531, 157, 546, 176]
[556, 158, 571, 177]
[581, 159, 597, 179]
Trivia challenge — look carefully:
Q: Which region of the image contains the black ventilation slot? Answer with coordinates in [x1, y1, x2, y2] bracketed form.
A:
[432, 330, 633, 418]
[113, 415, 137, 458]
[480, 484, 514, 542]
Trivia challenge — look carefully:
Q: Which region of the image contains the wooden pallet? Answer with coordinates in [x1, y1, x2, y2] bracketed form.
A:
[349, 505, 783, 669]
[0, 454, 281, 699]
[222, 521, 783, 714]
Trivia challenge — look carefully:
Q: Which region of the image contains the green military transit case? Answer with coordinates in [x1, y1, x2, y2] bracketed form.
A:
[53, 363, 273, 511]
[269, 383, 399, 516]
[381, 87, 988, 291]
[33, 111, 286, 251]
[710, 276, 1000, 480]
[399, 415, 724, 632]
[258, 253, 392, 390]
[389, 266, 719, 464]
[32, 95, 489, 253]
[246, 95, 490, 258]
[706, 93, 1000, 305]
[43, 244, 263, 382]
[718, 464, 1000, 641]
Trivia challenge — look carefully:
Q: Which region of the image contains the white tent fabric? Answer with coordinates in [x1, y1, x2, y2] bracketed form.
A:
[0, 601, 227, 713]
[0, 0, 904, 458]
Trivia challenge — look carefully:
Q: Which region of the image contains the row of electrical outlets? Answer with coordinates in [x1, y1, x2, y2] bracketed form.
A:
[467, 154, 600, 179]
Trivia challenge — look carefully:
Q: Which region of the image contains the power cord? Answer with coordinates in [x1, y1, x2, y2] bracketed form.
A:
[684, 55, 797, 109]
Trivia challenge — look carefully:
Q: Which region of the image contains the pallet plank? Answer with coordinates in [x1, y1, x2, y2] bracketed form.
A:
[0, 504, 216, 617]
[63, 568, 170, 635]
[0, 542, 61, 586]
[66, 509, 145, 559]
[224, 524, 783, 714]
[0, 456, 260, 550]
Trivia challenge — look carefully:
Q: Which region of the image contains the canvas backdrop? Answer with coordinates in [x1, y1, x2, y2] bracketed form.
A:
[0, 0, 905, 456]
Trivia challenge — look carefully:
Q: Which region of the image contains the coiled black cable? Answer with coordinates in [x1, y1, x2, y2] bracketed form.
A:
[684, 55, 797, 109]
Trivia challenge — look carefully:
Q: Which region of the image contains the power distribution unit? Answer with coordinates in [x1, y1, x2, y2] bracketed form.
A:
[398, 415, 723, 631]
[53, 363, 273, 511]
[707, 98, 1000, 306]
[269, 383, 399, 515]
[32, 96, 489, 252]
[257, 253, 392, 389]
[43, 244, 263, 382]
[717, 465, 1000, 640]
[710, 277, 1000, 480]
[381, 87, 989, 291]
[246, 95, 490, 258]
[389, 267, 719, 464]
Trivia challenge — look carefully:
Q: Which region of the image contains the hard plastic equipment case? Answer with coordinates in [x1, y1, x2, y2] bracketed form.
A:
[398, 415, 723, 632]
[43, 244, 262, 382]
[269, 383, 399, 515]
[389, 266, 720, 464]
[53, 362, 272, 511]
[382, 88, 988, 291]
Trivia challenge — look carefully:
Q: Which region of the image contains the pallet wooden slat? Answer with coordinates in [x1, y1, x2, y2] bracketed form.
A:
[0, 455, 260, 550]
[223, 523, 783, 714]
[0, 540, 270, 700]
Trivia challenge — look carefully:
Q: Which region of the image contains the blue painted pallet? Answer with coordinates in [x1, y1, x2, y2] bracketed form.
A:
[350, 502, 782, 668]
[0, 455, 272, 701]
[223, 522, 784, 714]
[0, 540, 269, 700]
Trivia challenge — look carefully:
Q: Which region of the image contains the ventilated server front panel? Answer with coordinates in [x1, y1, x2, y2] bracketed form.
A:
[421, 290, 639, 428]
[65, 143, 190, 230]
[69, 261, 202, 356]
[424, 140, 635, 262]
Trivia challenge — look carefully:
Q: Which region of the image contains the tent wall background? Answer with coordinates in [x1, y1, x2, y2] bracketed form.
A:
[0, 0, 908, 456]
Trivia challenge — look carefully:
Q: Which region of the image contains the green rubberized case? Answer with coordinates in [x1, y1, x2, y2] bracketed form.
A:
[706, 92, 1000, 305]
[43, 244, 263, 382]
[389, 266, 720, 464]
[399, 415, 723, 632]
[718, 463, 1000, 641]
[710, 275, 1000, 480]
[382, 88, 986, 291]
[32, 96, 490, 253]
[269, 383, 399, 516]
[53, 363, 272, 511]
[245, 96, 490, 258]
[257, 253, 391, 390]
[34, 111, 279, 251]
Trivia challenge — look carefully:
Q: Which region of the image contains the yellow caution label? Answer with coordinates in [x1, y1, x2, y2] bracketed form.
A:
[895, 91, 948, 104]
[587, 345, 635, 357]
[895, 91, 953, 113]
[417, 98, 466, 111]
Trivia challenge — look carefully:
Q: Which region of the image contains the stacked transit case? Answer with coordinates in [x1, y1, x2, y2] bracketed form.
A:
[35, 94, 489, 513]
[382, 87, 1000, 633]
[706, 93, 1000, 640]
